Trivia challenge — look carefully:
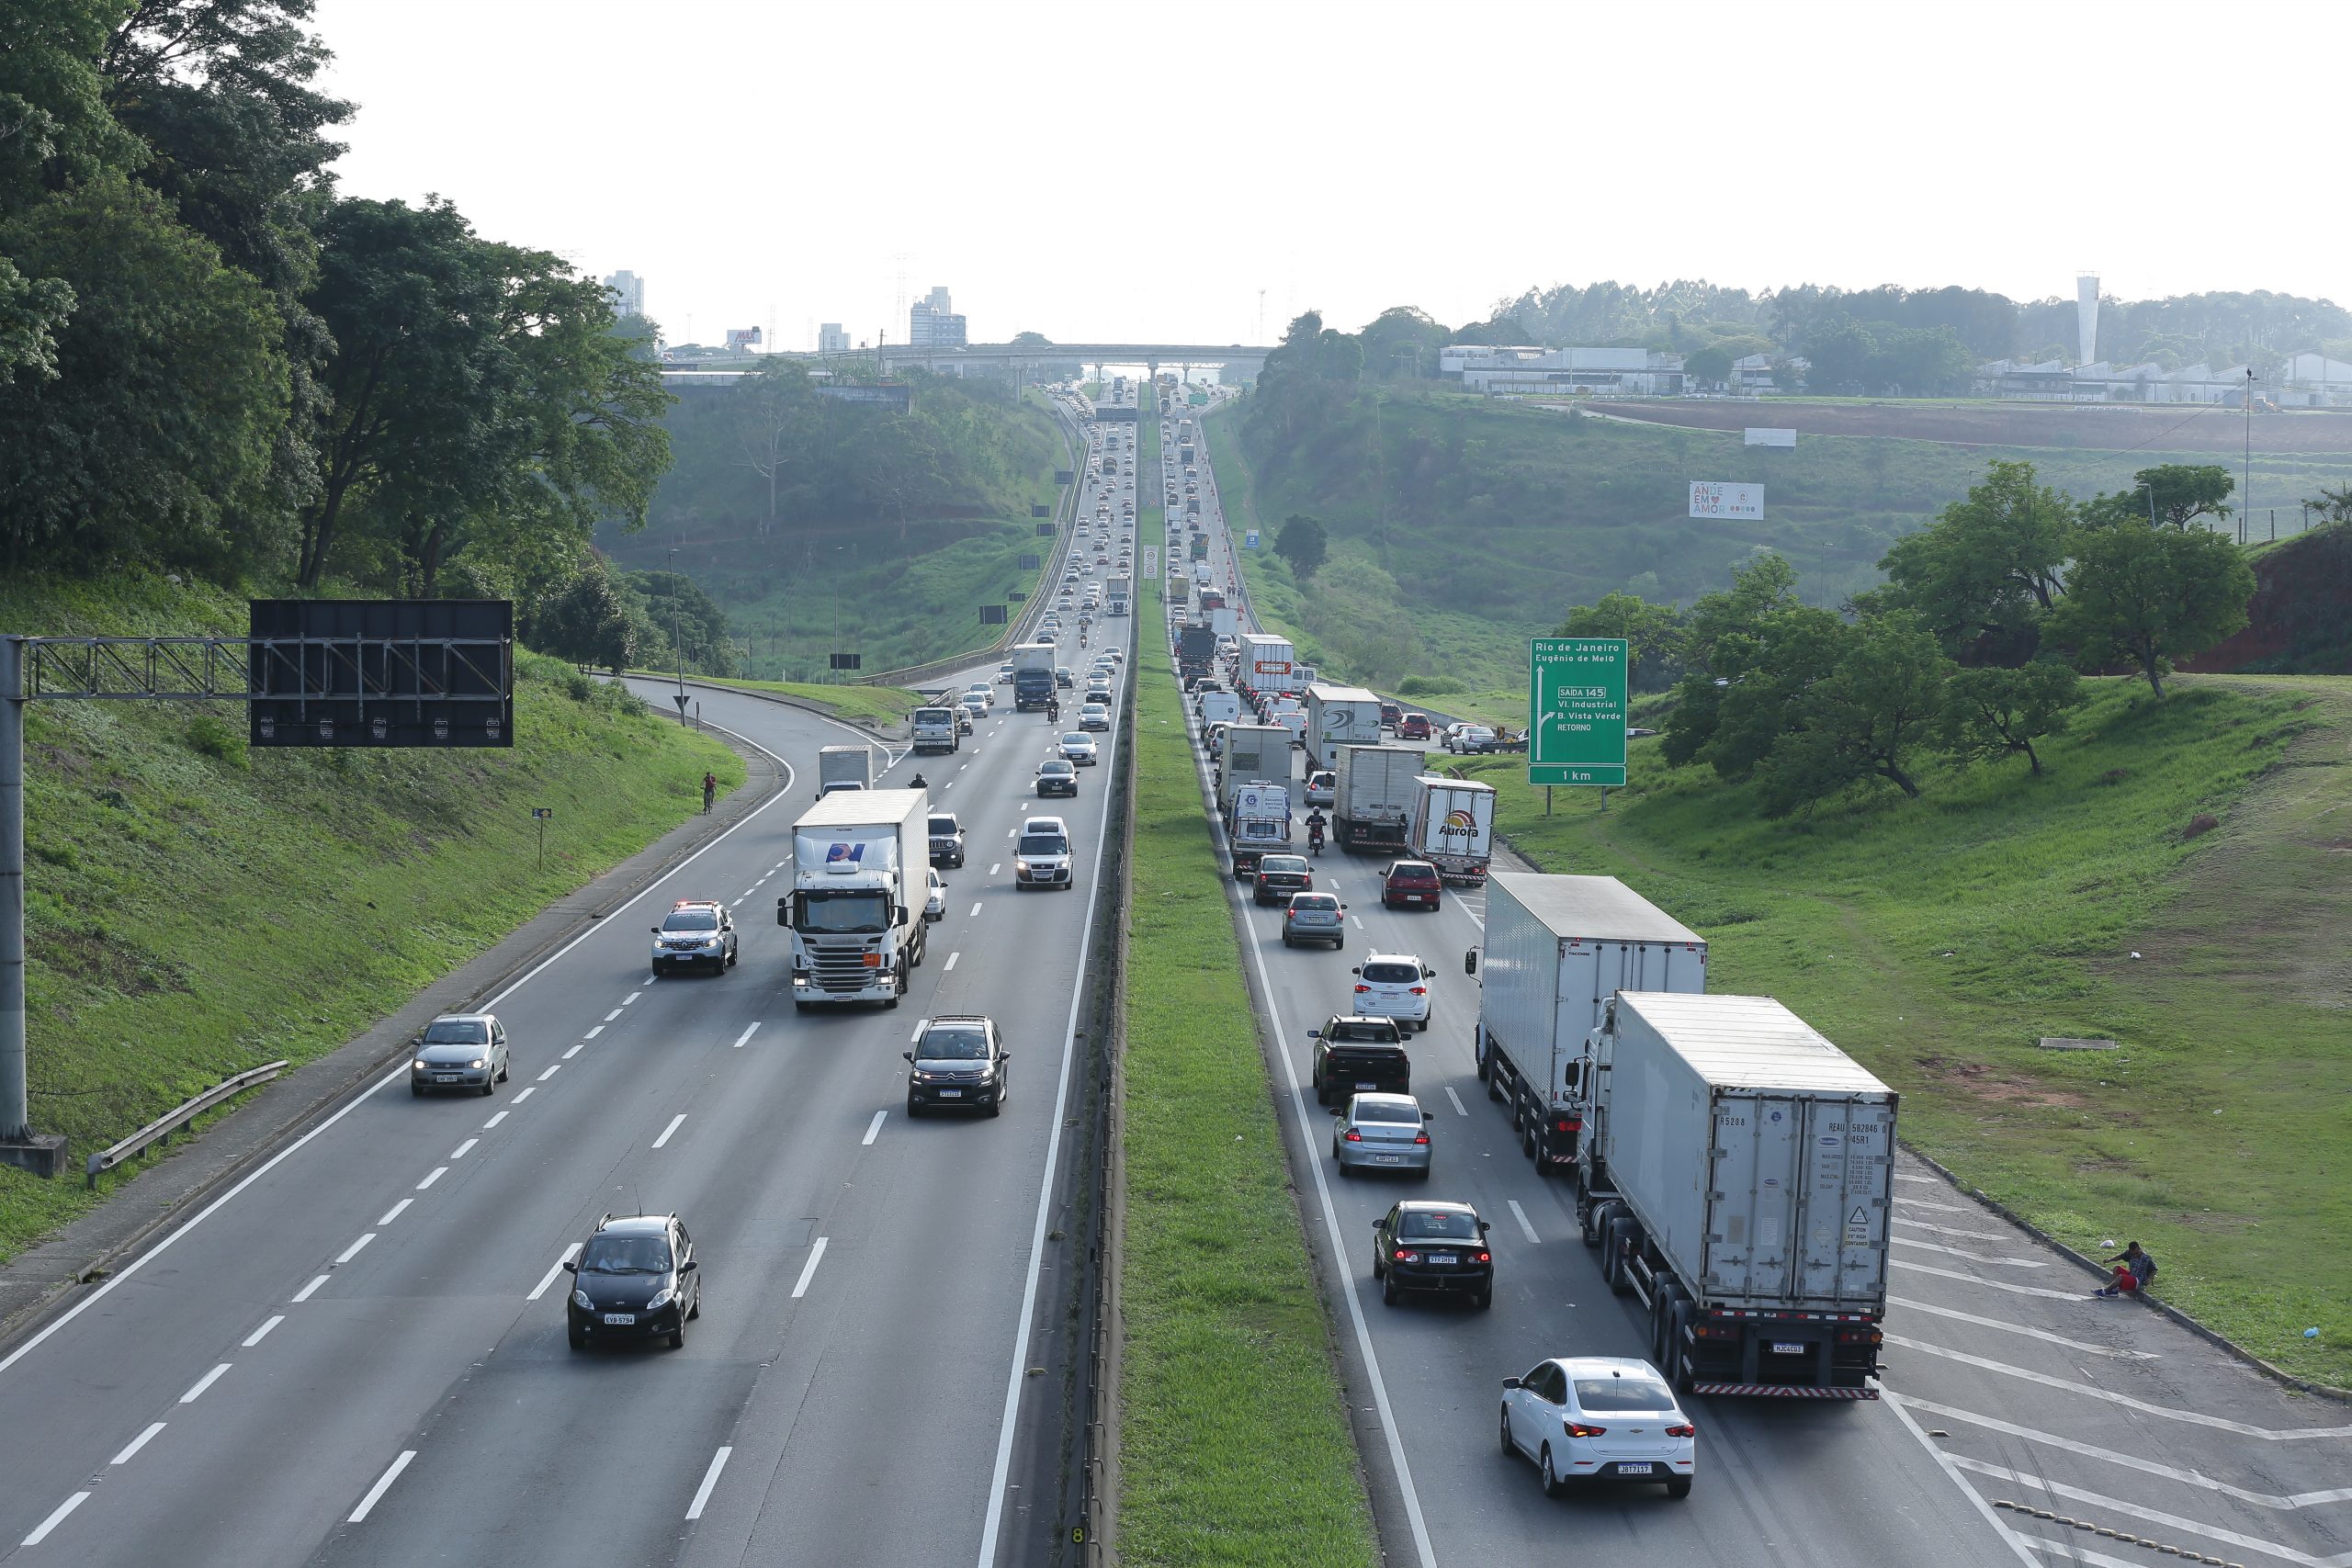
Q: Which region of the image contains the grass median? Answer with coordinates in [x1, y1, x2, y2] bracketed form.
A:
[1117, 581, 1378, 1566]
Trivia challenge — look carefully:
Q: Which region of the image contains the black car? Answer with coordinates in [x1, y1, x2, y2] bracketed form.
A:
[929, 811, 967, 868]
[904, 1015, 1010, 1116]
[1373, 1201, 1494, 1309]
[1252, 853, 1314, 906]
[1036, 759, 1080, 797]
[563, 1213, 700, 1350]
[1309, 1015, 1410, 1106]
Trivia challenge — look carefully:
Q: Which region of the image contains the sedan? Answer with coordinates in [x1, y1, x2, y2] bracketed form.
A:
[1351, 953, 1436, 1031]
[1500, 1358, 1695, 1499]
[410, 1012, 510, 1097]
[1381, 860, 1443, 911]
[1060, 732, 1099, 765]
[1252, 853, 1314, 906]
[1373, 1201, 1493, 1308]
[997, 661, 1015, 683]
[1035, 758, 1080, 797]
[1078, 703, 1111, 732]
[1281, 891, 1346, 948]
[1056, 668, 1076, 688]
[1330, 1092, 1433, 1179]
[1447, 725, 1499, 754]
[1304, 769, 1336, 808]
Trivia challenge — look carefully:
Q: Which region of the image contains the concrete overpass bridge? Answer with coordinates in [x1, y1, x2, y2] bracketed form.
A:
[792, 342, 1273, 383]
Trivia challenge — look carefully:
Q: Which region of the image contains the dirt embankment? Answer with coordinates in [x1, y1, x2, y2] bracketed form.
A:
[1600, 399, 2352, 456]
[2186, 522, 2352, 673]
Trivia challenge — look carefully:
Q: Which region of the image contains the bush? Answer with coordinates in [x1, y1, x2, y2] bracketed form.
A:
[563, 669, 597, 705]
[185, 713, 245, 766]
[1396, 674, 1460, 695]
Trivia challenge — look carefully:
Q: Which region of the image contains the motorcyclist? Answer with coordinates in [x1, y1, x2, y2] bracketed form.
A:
[1306, 808, 1328, 856]
[1047, 696, 1061, 723]
[910, 772, 927, 790]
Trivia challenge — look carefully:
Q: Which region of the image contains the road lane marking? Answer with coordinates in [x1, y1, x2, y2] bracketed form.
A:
[685, 1445, 733, 1520]
[242, 1315, 284, 1348]
[740, 887, 755, 898]
[527, 1243, 582, 1302]
[1894, 1172, 1939, 1184]
[1879, 1393, 2041, 1568]
[450, 1138, 478, 1159]
[537, 1065, 560, 1082]
[911, 1019, 930, 1043]
[584, 1025, 605, 1040]
[291, 1274, 329, 1303]
[20, 1492, 89, 1545]
[1886, 1296, 2156, 1359]
[563, 1043, 584, 1059]
[1885, 1335, 2351, 1438]
[335, 1234, 374, 1265]
[179, 1362, 231, 1404]
[790, 1236, 830, 1299]
[863, 1111, 887, 1145]
[347, 1450, 416, 1523]
[1443, 1087, 1467, 1116]
[652, 1114, 686, 1149]
[1351, 915, 1364, 930]
[1951, 1455, 2339, 1568]
[624, 991, 641, 1004]
[732, 1022, 761, 1049]
[944, 952, 960, 971]
[378, 1199, 413, 1226]
[416, 1166, 447, 1190]
[1891, 1235, 2045, 1268]
[1890, 1259, 2085, 1300]
[1897, 1195, 1977, 1213]
[1506, 1200, 1541, 1244]
[110, 1422, 166, 1465]
[970, 902, 983, 916]
[605, 1009, 624, 1022]
[512, 1088, 536, 1103]
[989, 863, 1001, 875]
[1892, 1215, 2013, 1244]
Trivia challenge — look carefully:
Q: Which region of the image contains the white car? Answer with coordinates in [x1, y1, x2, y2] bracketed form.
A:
[997, 662, 1014, 683]
[1014, 815, 1074, 892]
[1060, 732, 1098, 765]
[924, 867, 947, 923]
[1078, 703, 1111, 732]
[1499, 1358, 1694, 1499]
[957, 693, 988, 718]
[1351, 953, 1435, 1030]
[963, 683, 993, 711]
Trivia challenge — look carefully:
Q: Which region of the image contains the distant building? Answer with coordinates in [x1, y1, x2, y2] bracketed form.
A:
[909, 284, 967, 349]
[1976, 357, 2259, 404]
[2273, 351, 2352, 407]
[819, 322, 850, 354]
[605, 270, 645, 319]
[1441, 344, 1686, 397]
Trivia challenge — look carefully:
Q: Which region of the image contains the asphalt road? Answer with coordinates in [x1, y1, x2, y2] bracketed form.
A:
[0, 531, 1137, 1564]
[1172, 408, 2352, 1568]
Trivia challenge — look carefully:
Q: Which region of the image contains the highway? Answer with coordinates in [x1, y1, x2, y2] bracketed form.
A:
[0, 401, 1139, 1567]
[1171, 402, 2352, 1568]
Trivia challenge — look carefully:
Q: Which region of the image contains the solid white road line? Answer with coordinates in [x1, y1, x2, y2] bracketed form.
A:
[584, 1025, 605, 1040]
[732, 1022, 761, 1049]
[377, 1199, 412, 1226]
[790, 1237, 830, 1300]
[1898, 1196, 1978, 1213]
[1506, 1200, 1542, 1245]
[1879, 1393, 2040, 1568]
[110, 1422, 166, 1465]
[1891, 1258, 2085, 1301]
[944, 952, 960, 972]
[415, 1166, 447, 1190]
[449, 1138, 478, 1160]
[911, 1019, 931, 1043]
[179, 1362, 231, 1404]
[1886, 1295, 2157, 1359]
[2013, 1539, 2176, 1568]
[537, 1065, 560, 1082]
[527, 1243, 582, 1302]
[1885, 1335, 2352, 1438]
[334, 1234, 374, 1265]
[1894, 1172, 1939, 1184]
[1891, 1235, 2046, 1268]
[604, 1009, 624, 1022]
[290, 1274, 328, 1303]
[651, 1114, 686, 1149]
[1443, 1086, 1468, 1116]
[20, 1492, 89, 1545]
[685, 1445, 733, 1521]
[512, 1088, 536, 1103]
[242, 1315, 284, 1348]
[863, 1111, 887, 1146]
[563, 1043, 584, 1059]
[346, 1450, 416, 1523]
[1949, 1455, 2340, 1568]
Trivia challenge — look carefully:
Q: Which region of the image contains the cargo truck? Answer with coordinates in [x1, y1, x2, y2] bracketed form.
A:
[1190, 533, 1208, 560]
[1574, 990, 1894, 1398]
[1170, 577, 1191, 606]
[1464, 874, 1707, 1177]
[779, 789, 929, 1010]
[1237, 633, 1295, 697]
[1178, 625, 1217, 679]
[1329, 744, 1420, 853]
[1216, 724, 1291, 818]
[1229, 782, 1291, 877]
[1304, 684, 1384, 770]
[1106, 575, 1131, 616]
[1208, 605, 1238, 637]
[1011, 641, 1057, 711]
[816, 744, 875, 798]
[910, 706, 961, 754]
[1407, 776, 1496, 883]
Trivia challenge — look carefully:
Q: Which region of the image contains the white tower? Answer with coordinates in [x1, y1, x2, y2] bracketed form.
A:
[2075, 273, 2099, 367]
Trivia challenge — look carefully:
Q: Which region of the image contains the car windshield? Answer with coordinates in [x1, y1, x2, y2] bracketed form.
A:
[794, 889, 892, 934]
[1041, 761, 1072, 774]
[423, 1020, 488, 1044]
[1261, 859, 1308, 876]
[580, 1235, 671, 1274]
[1018, 834, 1069, 856]
[662, 910, 719, 932]
[1330, 1021, 1398, 1043]
[930, 816, 958, 836]
[1062, 734, 1091, 747]
[1573, 1376, 1679, 1413]
[1362, 962, 1419, 984]
[1399, 1210, 1480, 1241]
[1390, 864, 1436, 881]
[1357, 1100, 1421, 1124]
[1292, 895, 1339, 912]
[919, 1027, 989, 1060]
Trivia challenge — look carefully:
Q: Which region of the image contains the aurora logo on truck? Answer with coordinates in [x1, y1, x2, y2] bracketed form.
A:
[1438, 807, 1478, 841]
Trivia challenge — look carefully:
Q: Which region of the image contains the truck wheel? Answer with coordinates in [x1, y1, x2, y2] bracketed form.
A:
[1604, 1216, 1636, 1296]
[794, 999, 810, 1013]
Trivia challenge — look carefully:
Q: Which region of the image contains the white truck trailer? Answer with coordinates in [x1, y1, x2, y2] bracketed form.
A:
[1577, 991, 1894, 1399]
[1407, 776, 1496, 883]
[1329, 744, 1419, 854]
[1303, 684, 1383, 770]
[1236, 633, 1295, 697]
[1216, 723, 1291, 818]
[779, 789, 929, 1010]
[816, 743, 875, 798]
[1465, 873, 1707, 1177]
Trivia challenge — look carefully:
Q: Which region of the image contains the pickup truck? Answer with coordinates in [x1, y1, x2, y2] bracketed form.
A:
[1309, 1015, 1411, 1106]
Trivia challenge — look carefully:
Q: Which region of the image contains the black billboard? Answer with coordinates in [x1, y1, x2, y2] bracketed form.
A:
[979, 604, 1008, 626]
[249, 600, 513, 748]
[1032, 503, 1051, 518]
[831, 651, 863, 671]
[1035, 523, 1056, 536]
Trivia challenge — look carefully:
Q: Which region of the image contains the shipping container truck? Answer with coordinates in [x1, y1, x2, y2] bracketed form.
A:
[1304, 683, 1385, 770]
[1170, 576, 1192, 606]
[816, 744, 875, 798]
[1329, 744, 1420, 853]
[1407, 776, 1496, 883]
[779, 789, 930, 1010]
[1216, 724, 1291, 818]
[1237, 633, 1295, 696]
[1464, 874, 1707, 1177]
[1178, 625, 1217, 678]
[1229, 782, 1291, 877]
[1011, 642, 1057, 711]
[1575, 990, 1894, 1398]
[1190, 533, 1209, 561]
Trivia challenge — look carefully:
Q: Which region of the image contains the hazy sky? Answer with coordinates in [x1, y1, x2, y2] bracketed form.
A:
[313, 0, 2349, 351]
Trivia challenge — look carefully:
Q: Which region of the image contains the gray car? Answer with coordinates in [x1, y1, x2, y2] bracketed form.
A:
[411, 1013, 509, 1098]
[1331, 1092, 1433, 1179]
[1282, 890, 1347, 948]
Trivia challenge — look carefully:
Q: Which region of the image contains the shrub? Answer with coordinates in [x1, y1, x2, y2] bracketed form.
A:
[185, 714, 245, 766]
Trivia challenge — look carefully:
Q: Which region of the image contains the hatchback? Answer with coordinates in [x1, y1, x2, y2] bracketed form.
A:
[1252, 853, 1314, 906]
[1382, 860, 1443, 911]
[1500, 1359, 1695, 1499]
[1079, 703, 1111, 732]
[1396, 713, 1431, 740]
[1373, 1201, 1492, 1308]
[1060, 732, 1099, 765]
[1378, 702, 1404, 729]
[1330, 1092, 1433, 1179]
[1282, 891, 1346, 948]
[563, 1213, 700, 1351]
[410, 1013, 510, 1097]
[924, 867, 947, 922]
[1352, 953, 1436, 1030]
[1036, 758, 1079, 797]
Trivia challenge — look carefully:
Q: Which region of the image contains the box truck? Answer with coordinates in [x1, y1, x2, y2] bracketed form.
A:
[1304, 684, 1384, 770]
[1575, 990, 1894, 1399]
[816, 744, 874, 798]
[779, 789, 930, 1010]
[910, 706, 961, 754]
[1237, 633, 1295, 696]
[1106, 575, 1131, 616]
[1011, 641, 1058, 711]
[1216, 724, 1291, 818]
[1329, 744, 1419, 853]
[1408, 776, 1495, 883]
[1465, 874, 1707, 1176]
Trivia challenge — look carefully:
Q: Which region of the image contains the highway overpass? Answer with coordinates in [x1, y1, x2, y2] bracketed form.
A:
[795, 341, 1272, 381]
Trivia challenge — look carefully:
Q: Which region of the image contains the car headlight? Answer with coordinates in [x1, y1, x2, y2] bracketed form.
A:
[1014, 860, 1032, 874]
[572, 1289, 594, 1311]
[413, 1058, 428, 1071]
[645, 1286, 674, 1312]
[469, 1058, 485, 1069]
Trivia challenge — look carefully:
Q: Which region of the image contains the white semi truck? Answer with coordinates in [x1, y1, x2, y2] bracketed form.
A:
[1329, 744, 1421, 855]
[779, 789, 929, 1010]
[1407, 776, 1496, 883]
[1302, 683, 1384, 770]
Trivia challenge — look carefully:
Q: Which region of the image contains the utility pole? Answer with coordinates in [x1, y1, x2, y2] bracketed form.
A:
[668, 546, 686, 724]
[0, 637, 37, 1171]
[2244, 367, 2255, 546]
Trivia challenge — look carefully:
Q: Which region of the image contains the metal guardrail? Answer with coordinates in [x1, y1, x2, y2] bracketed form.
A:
[86, 1060, 288, 1188]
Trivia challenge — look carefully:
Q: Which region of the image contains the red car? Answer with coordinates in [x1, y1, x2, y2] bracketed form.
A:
[1377, 702, 1403, 730]
[1396, 713, 1431, 741]
[1382, 860, 1443, 911]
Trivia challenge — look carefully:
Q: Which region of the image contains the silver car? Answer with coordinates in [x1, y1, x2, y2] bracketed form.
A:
[411, 1013, 509, 1098]
[1282, 891, 1346, 949]
[1330, 1092, 1433, 1179]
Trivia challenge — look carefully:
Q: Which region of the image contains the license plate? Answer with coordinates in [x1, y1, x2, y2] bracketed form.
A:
[1374, 1155, 1400, 1164]
[1355, 1081, 1377, 1090]
[1404, 894, 1424, 902]
[1770, 1341, 1806, 1356]
[1617, 1462, 1653, 1475]
[602, 1313, 635, 1325]
[435, 1074, 459, 1083]
[939, 1089, 963, 1099]
[1428, 1253, 1459, 1265]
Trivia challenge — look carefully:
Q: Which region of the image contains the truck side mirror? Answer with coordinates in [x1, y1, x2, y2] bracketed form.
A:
[895, 907, 909, 925]
[776, 898, 790, 927]
[1464, 951, 1478, 976]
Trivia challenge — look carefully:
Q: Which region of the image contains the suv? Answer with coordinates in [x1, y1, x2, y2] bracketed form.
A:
[1352, 953, 1437, 1031]
[1381, 861, 1443, 911]
[651, 900, 737, 976]
[928, 812, 967, 868]
[409, 1012, 510, 1097]
[903, 1014, 1011, 1116]
[562, 1213, 700, 1350]
[1015, 816, 1075, 891]
[1309, 1015, 1411, 1106]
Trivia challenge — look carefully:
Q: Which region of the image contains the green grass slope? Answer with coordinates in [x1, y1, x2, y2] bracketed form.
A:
[0, 575, 741, 1262]
[1436, 673, 2350, 1384]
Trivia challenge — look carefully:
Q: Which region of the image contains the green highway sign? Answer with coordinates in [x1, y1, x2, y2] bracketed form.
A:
[1527, 637, 1629, 786]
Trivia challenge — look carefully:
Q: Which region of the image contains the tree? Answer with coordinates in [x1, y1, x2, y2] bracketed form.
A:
[2047, 523, 2255, 697]
[0, 257, 74, 386]
[1557, 591, 1683, 691]
[0, 0, 145, 219]
[1358, 305, 1447, 378]
[1682, 344, 1733, 386]
[1804, 319, 1876, 393]
[1754, 612, 1951, 813]
[2082, 464, 2233, 532]
[1938, 661, 2083, 775]
[1009, 330, 1052, 347]
[1874, 326, 1975, 395]
[529, 554, 637, 671]
[1877, 459, 2077, 658]
[2308, 484, 2352, 525]
[1274, 513, 1328, 580]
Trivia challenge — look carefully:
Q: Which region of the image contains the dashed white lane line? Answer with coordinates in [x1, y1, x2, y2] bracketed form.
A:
[416, 1166, 447, 1190]
[651, 1114, 686, 1149]
[1505, 1200, 1541, 1244]
[449, 1138, 478, 1160]
[335, 1234, 375, 1265]
[1886, 1296, 2156, 1359]
[910, 1018, 930, 1044]
[563, 1043, 585, 1059]
[604, 1009, 624, 1022]
[584, 1025, 605, 1040]
[944, 952, 960, 971]
[1443, 1086, 1468, 1116]
[685, 1445, 733, 1521]
[1890, 1258, 2085, 1300]
[1891, 1235, 2045, 1269]
[740, 887, 756, 898]
[1951, 1455, 2340, 1568]
[790, 1236, 831, 1299]
[624, 991, 642, 1005]
[110, 1422, 166, 1465]
[527, 1243, 582, 1302]
[1892, 1214, 2012, 1244]
[537, 1065, 561, 1082]
[989, 863, 1001, 875]
[1351, 915, 1364, 930]
[970, 902, 984, 917]
[481, 1111, 507, 1129]
[732, 1021, 761, 1049]
[20, 1492, 89, 1545]
[1885, 1335, 2352, 1438]
[512, 1087, 536, 1104]
[378, 1199, 413, 1226]
[179, 1362, 231, 1404]
[291, 1274, 329, 1303]
[863, 1111, 887, 1146]
[243, 1315, 285, 1348]
[347, 1450, 416, 1523]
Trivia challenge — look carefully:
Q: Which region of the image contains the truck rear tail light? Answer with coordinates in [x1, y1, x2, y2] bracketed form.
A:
[1835, 1326, 1883, 1345]
[1565, 1423, 1607, 1438]
[1664, 1423, 1696, 1438]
